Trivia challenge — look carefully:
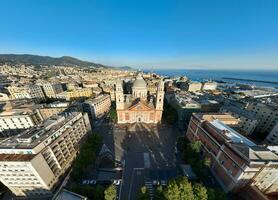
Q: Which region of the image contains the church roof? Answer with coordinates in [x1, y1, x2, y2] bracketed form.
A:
[133, 74, 147, 88]
[128, 100, 155, 111]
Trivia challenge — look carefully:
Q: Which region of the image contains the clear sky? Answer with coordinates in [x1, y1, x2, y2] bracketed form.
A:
[0, 0, 278, 70]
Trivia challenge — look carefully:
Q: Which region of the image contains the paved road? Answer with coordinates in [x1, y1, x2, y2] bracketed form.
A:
[99, 123, 179, 200]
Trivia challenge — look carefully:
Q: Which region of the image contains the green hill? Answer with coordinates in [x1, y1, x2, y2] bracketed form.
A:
[0, 54, 108, 68]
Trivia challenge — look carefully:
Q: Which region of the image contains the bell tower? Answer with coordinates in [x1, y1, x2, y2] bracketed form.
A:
[156, 79, 164, 110]
[115, 80, 124, 110]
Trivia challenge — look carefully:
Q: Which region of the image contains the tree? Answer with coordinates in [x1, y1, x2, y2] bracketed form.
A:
[104, 184, 117, 200]
[190, 140, 202, 153]
[207, 188, 227, 200]
[109, 107, 117, 122]
[193, 183, 208, 200]
[164, 177, 194, 200]
[138, 186, 150, 200]
[154, 186, 165, 200]
[164, 180, 180, 200]
[176, 177, 194, 200]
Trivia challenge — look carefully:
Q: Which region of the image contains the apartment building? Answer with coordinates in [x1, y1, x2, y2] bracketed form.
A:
[171, 93, 201, 128]
[83, 94, 111, 121]
[220, 105, 258, 135]
[7, 85, 45, 103]
[41, 83, 63, 98]
[0, 112, 91, 198]
[0, 103, 43, 136]
[56, 88, 93, 101]
[264, 123, 278, 145]
[36, 102, 69, 120]
[246, 102, 278, 136]
[188, 82, 202, 93]
[186, 113, 278, 196]
[202, 81, 218, 91]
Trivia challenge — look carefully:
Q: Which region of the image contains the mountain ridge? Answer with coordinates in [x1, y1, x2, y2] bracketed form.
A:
[0, 54, 110, 68]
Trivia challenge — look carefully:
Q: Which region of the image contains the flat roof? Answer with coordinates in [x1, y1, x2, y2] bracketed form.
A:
[211, 119, 256, 147]
[0, 112, 81, 150]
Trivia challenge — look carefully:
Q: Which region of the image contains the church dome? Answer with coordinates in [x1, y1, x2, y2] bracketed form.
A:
[133, 74, 147, 88]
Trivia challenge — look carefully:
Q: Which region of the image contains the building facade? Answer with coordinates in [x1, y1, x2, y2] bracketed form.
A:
[41, 83, 63, 99]
[7, 85, 46, 103]
[116, 74, 164, 124]
[202, 81, 218, 91]
[220, 105, 258, 135]
[84, 94, 111, 120]
[0, 103, 43, 135]
[56, 88, 93, 101]
[186, 113, 278, 195]
[188, 82, 202, 93]
[0, 112, 91, 198]
[246, 102, 278, 136]
[264, 123, 278, 145]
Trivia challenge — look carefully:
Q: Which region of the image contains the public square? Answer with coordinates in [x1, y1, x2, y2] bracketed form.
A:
[98, 122, 180, 200]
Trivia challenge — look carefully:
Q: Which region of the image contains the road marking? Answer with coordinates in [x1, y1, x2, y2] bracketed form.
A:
[119, 160, 125, 200]
[145, 181, 154, 197]
[128, 168, 144, 200]
[151, 152, 159, 166]
[159, 151, 167, 162]
[144, 153, 150, 168]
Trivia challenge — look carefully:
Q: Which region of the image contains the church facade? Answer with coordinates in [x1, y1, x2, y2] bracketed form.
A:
[115, 74, 164, 124]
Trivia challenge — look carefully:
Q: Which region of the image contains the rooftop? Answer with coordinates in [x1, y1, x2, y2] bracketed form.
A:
[210, 119, 255, 146]
[0, 154, 35, 162]
[0, 112, 81, 150]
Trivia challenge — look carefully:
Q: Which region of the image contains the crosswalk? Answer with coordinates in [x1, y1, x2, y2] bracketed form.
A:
[145, 181, 154, 199]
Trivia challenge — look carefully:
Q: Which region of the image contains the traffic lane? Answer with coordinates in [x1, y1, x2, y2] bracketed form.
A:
[120, 153, 144, 200]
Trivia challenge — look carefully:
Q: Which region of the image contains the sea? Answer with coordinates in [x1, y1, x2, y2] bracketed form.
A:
[143, 69, 278, 89]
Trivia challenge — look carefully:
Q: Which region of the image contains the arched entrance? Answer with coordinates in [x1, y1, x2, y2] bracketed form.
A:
[136, 115, 143, 123]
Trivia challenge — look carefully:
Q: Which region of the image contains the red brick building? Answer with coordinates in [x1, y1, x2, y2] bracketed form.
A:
[186, 113, 278, 196]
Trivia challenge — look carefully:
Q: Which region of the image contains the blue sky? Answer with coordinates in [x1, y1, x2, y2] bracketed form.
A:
[0, 0, 278, 70]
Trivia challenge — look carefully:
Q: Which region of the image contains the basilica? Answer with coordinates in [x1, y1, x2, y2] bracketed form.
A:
[115, 74, 164, 124]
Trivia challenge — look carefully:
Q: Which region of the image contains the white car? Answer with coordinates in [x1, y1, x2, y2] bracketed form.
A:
[82, 180, 89, 184]
[152, 180, 159, 186]
[113, 180, 121, 185]
[90, 180, 97, 185]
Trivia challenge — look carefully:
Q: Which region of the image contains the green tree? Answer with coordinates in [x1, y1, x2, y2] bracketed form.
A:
[164, 180, 180, 200]
[109, 107, 117, 122]
[193, 183, 208, 200]
[154, 186, 165, 200]
[207, 188, 227, 200]
[138, 186, 150, 200]
[93, 185, 105, 200]
[177, 177, 194, 200]
[104, 184, 117, 200]
[164, 177, 194, 200]
[190, 140, 202, 153]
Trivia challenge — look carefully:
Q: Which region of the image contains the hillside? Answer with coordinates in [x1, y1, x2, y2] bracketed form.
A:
[0, 54, 109, 68]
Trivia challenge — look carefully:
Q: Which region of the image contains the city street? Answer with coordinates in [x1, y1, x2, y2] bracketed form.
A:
[98, 122, 180, 200]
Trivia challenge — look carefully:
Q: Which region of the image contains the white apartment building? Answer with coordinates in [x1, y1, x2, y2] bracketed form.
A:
[0, 112, 91, 198]
[188, 82, 202, 92]
[7, 85, 46, 103]
[202, 81, 218, 91]
[0, 104, 43, 136]
[84, 94, 111, 120]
